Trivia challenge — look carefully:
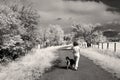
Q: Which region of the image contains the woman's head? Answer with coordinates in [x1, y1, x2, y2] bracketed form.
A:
[66, 56, 70, 60]
[73, 41, 79, 46]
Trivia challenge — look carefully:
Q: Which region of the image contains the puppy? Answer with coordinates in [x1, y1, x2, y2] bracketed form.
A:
[66, 56, 75, 69]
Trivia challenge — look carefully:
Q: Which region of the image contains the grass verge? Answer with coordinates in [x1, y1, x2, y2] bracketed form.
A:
[81, 48, 120, 79]
[0, 46, 61, 80]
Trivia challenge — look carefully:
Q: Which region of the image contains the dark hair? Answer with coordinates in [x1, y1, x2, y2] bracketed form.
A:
[73, 41, 79, 46]
[66, 56, 70, 60]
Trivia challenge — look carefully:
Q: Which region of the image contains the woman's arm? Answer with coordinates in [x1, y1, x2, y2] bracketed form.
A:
[79, 47, 80, 55]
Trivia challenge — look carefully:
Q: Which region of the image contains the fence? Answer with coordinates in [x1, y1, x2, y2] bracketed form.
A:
[93, 42, 120, 52]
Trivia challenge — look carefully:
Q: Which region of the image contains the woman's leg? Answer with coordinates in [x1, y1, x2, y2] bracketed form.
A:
[74, 56, 80, 70]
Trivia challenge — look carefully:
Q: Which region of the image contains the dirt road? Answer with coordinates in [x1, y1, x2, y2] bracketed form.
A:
[40, 46, 118, 80]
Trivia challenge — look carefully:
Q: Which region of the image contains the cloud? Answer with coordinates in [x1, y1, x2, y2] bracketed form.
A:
[31, 0, 120, 26]
[65, 0, 120, 12]
[63, 1, 107, 15]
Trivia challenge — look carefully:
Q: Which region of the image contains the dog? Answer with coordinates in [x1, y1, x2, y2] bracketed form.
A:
[66, 56, 75, 69]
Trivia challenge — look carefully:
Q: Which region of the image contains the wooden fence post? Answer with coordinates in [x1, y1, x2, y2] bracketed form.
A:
[114, 43, 116, 52]
[102, 43, 103, 49]
[98, 43, 99, 49]
[107, 42, 109, 49]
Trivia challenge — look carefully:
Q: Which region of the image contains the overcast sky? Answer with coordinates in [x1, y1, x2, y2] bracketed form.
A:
[30, 0, 120, 30]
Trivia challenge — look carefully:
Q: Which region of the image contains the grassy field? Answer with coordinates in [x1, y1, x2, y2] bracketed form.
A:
[0, 46, 61, 80]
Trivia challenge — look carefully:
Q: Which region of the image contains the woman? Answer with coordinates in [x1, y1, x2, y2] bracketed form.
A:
[72, 41, 80, 70]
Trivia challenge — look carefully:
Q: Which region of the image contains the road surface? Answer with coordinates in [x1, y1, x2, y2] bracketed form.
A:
[40, 46, 118, 80]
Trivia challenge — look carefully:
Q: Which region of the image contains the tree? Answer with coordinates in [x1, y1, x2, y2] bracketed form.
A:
[72, 23, 105, 47]
[91, 31, 107, 44]
[45, 24, 64, 46]
[64, 33, 74, 44]
[35, 28, 47, 48]
[72, 23, 95, 47]
[0, 1, 40, 61]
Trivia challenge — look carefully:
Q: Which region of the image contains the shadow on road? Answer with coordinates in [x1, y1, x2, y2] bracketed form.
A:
[52, 58, 68, 70]
[44, 58, 67, 73]
[44, 45, 77, 74]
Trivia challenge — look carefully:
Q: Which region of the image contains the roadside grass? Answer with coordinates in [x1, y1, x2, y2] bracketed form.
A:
[95, 49, 120, 59]
[81, 48, 120, 79]
[0, 46, 61, 80]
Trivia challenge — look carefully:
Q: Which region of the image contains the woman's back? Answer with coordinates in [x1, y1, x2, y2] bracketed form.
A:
[72, 46, 80, 57]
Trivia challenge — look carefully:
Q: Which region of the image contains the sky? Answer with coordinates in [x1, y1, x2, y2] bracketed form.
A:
[30, 0, 120, 32]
